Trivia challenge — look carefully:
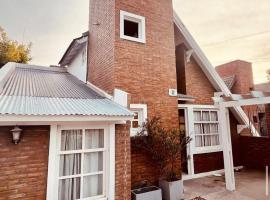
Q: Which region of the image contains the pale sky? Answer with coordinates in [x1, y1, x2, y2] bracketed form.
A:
[0, 0, 269, 83]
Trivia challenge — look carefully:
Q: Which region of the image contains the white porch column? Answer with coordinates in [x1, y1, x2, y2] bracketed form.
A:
[219, 106, 236, 191]
[46, 124, 58, 200]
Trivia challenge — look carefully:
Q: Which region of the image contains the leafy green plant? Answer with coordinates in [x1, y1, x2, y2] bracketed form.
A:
[132, 117, 192, 182]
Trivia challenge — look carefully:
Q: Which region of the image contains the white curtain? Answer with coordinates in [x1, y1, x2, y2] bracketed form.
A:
[59, 178, 80, 200]
[85, 129, 104, 149]
[58, 129, 104, 199]
[202, 111, 210, 121]
[194, 111, 201, 121]
[59, 130, 82, 200]
[210, 111, 218, 121]
[194, 124, 203, 147]
[194, 111, 220, 147]
[203, 124, 211, 146]
[210, 124, 219, 145]
[84, 129, 103, 197]
[83, 175, 103, 198]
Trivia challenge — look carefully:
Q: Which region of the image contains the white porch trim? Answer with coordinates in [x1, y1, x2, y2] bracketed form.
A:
[0, 115, 133, 125]
[213, 90, 270, 191]
[46, 125, 58, 200]
[219, 105, 235, 191]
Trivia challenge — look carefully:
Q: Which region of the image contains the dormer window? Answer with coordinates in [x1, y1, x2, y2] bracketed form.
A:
[120, 10, 146, 43]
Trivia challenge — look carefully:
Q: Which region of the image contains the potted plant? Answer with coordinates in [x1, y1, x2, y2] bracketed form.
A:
[132, 117, 191, 200]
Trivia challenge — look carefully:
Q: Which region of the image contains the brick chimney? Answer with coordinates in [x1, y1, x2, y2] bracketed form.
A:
[88, 0, 178, 123]
[87, 0, 179, 193]
[216, 60, 254, 94]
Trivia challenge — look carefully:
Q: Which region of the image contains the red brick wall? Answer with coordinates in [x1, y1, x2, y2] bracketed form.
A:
[115, 124, 131, 200]
[240, 136, 270, 169]
[114, 0, 178, 124]
[185, 58, 217, 105]
[216, 60, 254, 94]
[114, 0, 179, 187]
[88, 0, 115, 94]
[0, 126, 49, 200]
[216, 60, 262, 135]
[174, 25, 216, 105]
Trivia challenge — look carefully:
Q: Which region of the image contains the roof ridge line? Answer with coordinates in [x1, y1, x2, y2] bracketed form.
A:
[16, 63, 67, 73]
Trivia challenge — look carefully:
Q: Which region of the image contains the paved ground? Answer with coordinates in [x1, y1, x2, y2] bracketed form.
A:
[184, 169, 270, 200]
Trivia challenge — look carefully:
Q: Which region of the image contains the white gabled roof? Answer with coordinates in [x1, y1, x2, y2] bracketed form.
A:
[173, 11, 259, 136]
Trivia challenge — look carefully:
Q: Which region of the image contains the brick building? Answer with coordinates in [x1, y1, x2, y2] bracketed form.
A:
[216, 60, 270, 137]
[0, 0, 263, 200]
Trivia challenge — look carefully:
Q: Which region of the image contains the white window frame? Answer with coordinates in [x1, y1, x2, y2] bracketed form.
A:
[193, 109, 221, 153]
[47, 124, 115, 200]
[178, 104, 222, 155]
[120, 10, 146, 44]
[130, 104, 147, 137]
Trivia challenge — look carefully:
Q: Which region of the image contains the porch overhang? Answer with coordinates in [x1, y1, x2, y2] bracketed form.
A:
[213, 90, 270, 192]
[0, 114, 133, 126]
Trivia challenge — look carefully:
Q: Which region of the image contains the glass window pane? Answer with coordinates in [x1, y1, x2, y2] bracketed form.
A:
[132, 121, 139, 128]
[203, 124, 210, 134]
[210, 111, 218, 121]
[194, 124, 202, 135]
[61, 130, 82, 151]
[85, 129, 104, 149]
[195, 135, 203, 147]
[59, 154, 81, 176]
[133, 111, 139, 119]
[204, 135, 211, 146]
[210, 123, 219, 133]
[194, 111, 201, 121]
[202, 111, 210, 121]
[84, 152, 103, 173]
[83, 175, 103, 198]
[58, 177, 80, 200]
[211, 134, 220, 146]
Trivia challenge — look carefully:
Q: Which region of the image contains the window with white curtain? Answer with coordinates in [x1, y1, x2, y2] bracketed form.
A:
[58, 129, 106, 200]
[193, 110, 220, 148]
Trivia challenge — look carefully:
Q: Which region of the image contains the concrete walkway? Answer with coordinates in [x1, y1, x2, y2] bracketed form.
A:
[184, 169, 269, 200]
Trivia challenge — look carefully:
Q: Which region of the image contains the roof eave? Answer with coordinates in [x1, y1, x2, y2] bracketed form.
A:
[173, 11, 258, 135]
[59, 35, 88, 66]
[0, 114, 133, 125]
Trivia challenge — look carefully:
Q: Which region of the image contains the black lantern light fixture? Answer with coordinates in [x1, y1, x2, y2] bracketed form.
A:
[10, 126, 23, 144]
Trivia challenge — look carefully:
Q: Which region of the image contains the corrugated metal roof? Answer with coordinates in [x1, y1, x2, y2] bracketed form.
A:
[1, 67, 100, 99]
[0, 95, 131, 116]
[0, 64, 132, 117]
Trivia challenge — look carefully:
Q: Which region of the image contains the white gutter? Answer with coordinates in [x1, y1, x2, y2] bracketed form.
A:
[173, 11, 259, 136]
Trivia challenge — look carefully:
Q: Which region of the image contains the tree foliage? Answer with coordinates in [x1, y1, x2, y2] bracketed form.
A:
[132, 117, 192, 182]
[0, 26, 32, 65]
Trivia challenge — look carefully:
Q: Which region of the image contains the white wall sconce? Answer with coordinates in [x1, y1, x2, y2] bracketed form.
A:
[10, 126, 22, 144]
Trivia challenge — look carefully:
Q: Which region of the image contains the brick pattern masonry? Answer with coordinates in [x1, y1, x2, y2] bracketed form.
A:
[0, 126, 49, 200]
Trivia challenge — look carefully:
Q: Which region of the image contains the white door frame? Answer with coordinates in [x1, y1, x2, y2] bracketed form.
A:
[179, 107, 194, 176]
